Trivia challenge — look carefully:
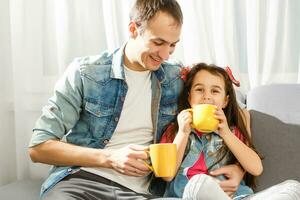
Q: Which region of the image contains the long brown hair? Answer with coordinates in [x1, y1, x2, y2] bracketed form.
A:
[171, 63, 258, 188]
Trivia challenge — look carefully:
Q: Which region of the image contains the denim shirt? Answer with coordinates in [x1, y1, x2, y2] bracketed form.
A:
[164, 130, 254, 199]
[30, 45, 184, 196]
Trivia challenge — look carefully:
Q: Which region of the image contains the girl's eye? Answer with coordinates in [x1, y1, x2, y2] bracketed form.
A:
[212, 90, 220, 93]
[196, 88, 204, 92]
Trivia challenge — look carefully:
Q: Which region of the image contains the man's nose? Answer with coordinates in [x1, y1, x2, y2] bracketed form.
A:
[159, 46, 170, 61]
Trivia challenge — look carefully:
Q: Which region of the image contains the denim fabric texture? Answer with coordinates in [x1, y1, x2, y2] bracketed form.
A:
[164, 130, 253, 198]
[30, 45, 184, 196]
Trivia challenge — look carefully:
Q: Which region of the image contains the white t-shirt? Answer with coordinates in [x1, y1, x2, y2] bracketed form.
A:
[82, 65, 153, 194]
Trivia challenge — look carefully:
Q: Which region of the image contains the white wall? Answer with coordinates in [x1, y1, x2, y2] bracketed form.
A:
[0, 0, 17, 185]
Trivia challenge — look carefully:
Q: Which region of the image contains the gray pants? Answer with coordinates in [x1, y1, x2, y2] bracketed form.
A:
[42, 170, 156, 200]
[183, 174, 300, 200]
[43, 170, 300, 200]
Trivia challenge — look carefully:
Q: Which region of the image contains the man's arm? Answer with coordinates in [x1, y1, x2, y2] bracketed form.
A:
[30, 60, 107, 168]
[29, 140, 110, 167]
[29, 140, 150, 176]
[210, 164, 245, 197]
[29, 60, 150, 177]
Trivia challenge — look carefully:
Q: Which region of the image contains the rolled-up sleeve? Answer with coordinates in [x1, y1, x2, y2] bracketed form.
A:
[29, 59, 83, 147]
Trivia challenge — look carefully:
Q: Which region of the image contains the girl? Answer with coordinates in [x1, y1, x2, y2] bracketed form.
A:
[161, 63, 262, 199]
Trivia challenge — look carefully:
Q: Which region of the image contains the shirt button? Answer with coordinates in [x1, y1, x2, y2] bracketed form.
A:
[103, 139, 109, 144]
[121, 96, 125, 102]
[114, 117, 119, 122]
[96, 111, 101, 116]
[207, 151, 214, 157]
[205, 135, 212, 141]
[67, 168, 73, 173]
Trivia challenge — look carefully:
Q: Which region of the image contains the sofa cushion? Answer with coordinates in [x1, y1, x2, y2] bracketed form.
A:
[0, 180, 43, 200]
[250, 110, 300, 191]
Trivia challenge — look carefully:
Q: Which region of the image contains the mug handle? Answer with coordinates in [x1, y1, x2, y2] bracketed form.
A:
[143, 161, 154, 171]
[186, 108, 195, 129]
[143, 150, 154, 171]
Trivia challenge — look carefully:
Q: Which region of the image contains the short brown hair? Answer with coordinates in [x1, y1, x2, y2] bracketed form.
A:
[130, 0, 183, 31]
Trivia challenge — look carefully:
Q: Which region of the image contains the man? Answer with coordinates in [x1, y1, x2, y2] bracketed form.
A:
[29, 0, 244, 199]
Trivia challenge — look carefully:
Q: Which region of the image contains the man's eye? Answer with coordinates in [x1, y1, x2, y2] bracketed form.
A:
[212, 90, 220, 93]
[153, 41, 163, 46]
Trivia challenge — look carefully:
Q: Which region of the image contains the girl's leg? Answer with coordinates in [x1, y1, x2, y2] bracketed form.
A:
[244, 180, 300, 200]
[182, 174, 231, 200]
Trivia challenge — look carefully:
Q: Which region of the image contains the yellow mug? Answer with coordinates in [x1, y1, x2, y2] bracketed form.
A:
[144, 143, 177, 177]
[187, 104, 219, 133]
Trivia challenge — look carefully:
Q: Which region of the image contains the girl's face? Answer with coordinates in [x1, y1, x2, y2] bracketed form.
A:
[188, 70, 229, 109]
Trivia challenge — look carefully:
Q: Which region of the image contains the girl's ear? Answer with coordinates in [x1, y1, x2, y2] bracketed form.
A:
[128, 21, 138, 39]
[222, 95, 229, 108]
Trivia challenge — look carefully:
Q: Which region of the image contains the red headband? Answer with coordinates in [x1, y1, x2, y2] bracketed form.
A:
[225, 66, 240, 87]
[180, 66, 191, 82]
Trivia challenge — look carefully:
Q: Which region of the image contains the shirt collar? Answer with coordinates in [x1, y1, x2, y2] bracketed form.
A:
[110, 44, 126, 80]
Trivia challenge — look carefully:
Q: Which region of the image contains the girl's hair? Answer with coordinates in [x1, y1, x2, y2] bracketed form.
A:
[171, 63, 258, 188]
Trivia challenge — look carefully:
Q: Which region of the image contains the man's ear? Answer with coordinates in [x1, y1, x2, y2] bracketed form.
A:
[128, 21, 138, 38]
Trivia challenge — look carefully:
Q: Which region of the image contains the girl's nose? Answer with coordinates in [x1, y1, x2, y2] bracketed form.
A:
[202, 92, 212, 103]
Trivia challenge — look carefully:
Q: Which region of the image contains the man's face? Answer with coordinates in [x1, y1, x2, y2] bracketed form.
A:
[127, 11, 182, 71]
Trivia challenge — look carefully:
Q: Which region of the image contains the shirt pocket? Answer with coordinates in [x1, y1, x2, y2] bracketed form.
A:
[213, 137, 224, 151]
[206, 137, 224, 158]
[84, 101, 114, 136]
[85, 101, 114, 117]
[159, 97, 178, 116]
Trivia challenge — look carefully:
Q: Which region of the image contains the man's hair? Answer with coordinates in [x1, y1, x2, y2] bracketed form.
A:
[130, 0, 183, 31]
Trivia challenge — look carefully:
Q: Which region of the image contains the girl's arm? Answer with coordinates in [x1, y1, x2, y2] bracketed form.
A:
[215, 108, 263, 176]
[162, 110, 192, 182]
